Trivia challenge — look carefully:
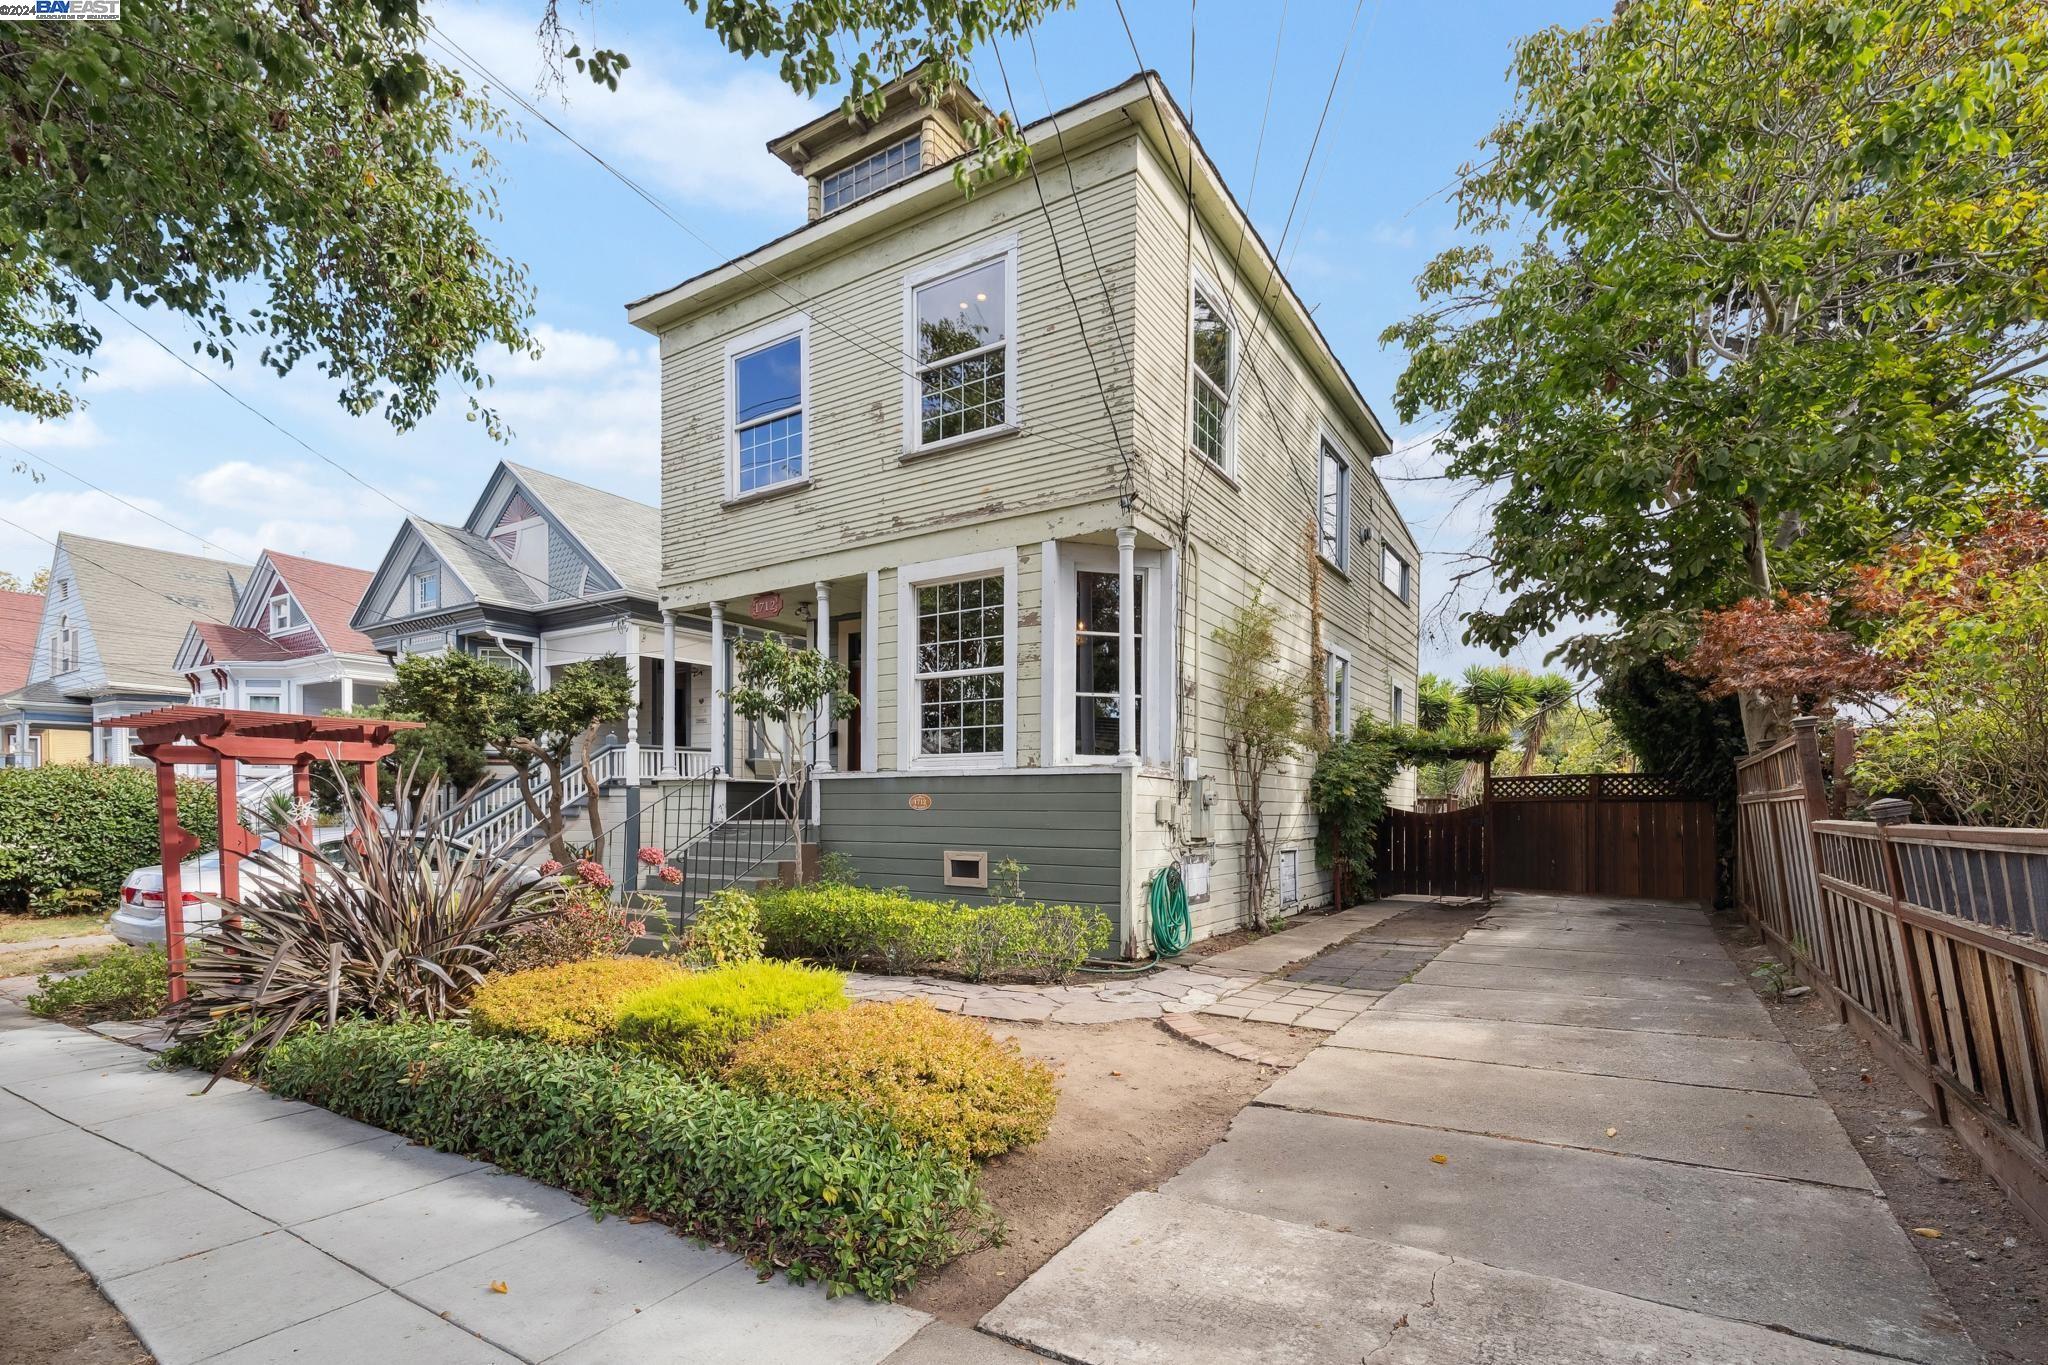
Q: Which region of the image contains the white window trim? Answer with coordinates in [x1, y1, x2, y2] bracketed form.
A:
[723, 312, 812, 502]
[411, 569, 440, 614]
[1044, 541, 1173, 765]
[1317, 428, 1353, 574]
[268, 596, 294, 634]
[821, 132, 923, 213]
[1380, 543, 1413, 605]
[1326, 643, 1353, 739]
[895, 547, 1018, 773]
[901, 235, 1021, 457]
[1187, 267, 1238, 478]
[1391, 679, 1407, 727]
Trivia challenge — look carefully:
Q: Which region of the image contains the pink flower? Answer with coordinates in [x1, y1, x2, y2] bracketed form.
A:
[637, 845, 667, 867]
[538, 859, 563, 876]
[657, 864, 683, 886]
[627, 920, 647, 937]
[574, 859, 613, 890]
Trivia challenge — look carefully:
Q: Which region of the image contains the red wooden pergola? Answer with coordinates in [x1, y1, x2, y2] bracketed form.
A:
[95, 707, 420, 1005]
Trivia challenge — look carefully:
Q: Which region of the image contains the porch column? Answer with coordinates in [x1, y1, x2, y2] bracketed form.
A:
[660, 609, 679, 778]
[709, 602, 728, 775]
[813, 580, 833, 775]
[12, 717, 26, 768]
[622, 621, 642, 787]
[339, 675, 354, 714]
[1117, 527, 1138, 765]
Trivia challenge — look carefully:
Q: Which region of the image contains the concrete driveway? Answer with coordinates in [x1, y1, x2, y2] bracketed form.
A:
[985, 893, 1980, 1364]
[0, 1002, 1029, 1365]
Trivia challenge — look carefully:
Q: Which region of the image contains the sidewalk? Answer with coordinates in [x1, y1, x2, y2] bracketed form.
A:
[0, 1003, 1024, 1365]
[984, 893, 1982, 1364]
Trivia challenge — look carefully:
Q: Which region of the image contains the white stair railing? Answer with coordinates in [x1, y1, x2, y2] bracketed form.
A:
[453, 744, 632, 855]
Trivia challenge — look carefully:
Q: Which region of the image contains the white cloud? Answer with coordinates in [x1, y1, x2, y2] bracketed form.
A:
[0, 411, 105, 452]
[471, 324, 661, 480]
[436, 3, 823, 217]
[77, 331, 211, 395]
[0, 487, 228, 583]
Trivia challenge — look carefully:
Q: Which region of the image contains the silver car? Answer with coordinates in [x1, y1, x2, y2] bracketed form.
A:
[109, 836, 305, 947]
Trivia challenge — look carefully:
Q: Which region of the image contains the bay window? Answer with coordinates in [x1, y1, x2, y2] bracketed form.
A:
[1074, 569, 1143, 756]
[727, 318, 808, 497]
[906, 244, 1015, 450]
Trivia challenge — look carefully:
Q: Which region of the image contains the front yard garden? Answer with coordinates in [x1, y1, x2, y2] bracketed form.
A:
[139, 792, 1123, 1301]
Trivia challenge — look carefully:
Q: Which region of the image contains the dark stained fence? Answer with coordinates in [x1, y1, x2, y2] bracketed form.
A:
[1376, 804, 1488, 898]
[1488, 772, 1717, 904]
[1736, 717, 2048, 1236]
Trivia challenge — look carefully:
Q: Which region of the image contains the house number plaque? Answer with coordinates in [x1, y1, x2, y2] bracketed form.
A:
[908, 793, 933, 811]
[749, 591, 784, 619]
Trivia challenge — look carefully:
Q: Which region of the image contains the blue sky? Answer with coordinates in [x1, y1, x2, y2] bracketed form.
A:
[3, 0, 1609, 674]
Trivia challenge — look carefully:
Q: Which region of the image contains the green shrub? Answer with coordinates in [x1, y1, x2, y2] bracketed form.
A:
[725, 1000, 1057, 1162]
[470, 957, 684, 1046]
[27, 946, 168, 1022]
[0, 765, 218, 910]
[615, 959, 846, 1071]
[677, 888, 765, 969]
[494, 884, 649, 973]
[755, 884, 1111, 982]
[30, 885, 108, 918]
[262, 1021, 989, 1299]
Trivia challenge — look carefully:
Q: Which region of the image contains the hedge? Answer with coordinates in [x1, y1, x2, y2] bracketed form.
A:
[469, 957, 684, 1046]
[0, 764, 219, 910]
[755, 884, 1111, 982]
[262, 1021, 988, 1299]
[614, 960, 846, 1071]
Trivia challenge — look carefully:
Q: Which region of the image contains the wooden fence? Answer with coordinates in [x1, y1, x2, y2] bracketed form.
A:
[1377, 804, 1488, 898]
[1736, 718, 2048, 1234]
[1489, 772, 1718, 903]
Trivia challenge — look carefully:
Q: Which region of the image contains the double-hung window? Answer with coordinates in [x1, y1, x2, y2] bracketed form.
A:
[1318, 439, 1351, 570]
[1380, 545, 1412, 604]
[730, 323, 807, 496]
[908, 247, 1013, 450]
[1190, 284, 1234, 467]
[913, 575, 1006, 757]
[1325, 646, 1352, 739]
[1074, 570, 1143, 756]
[411, 570, 440, 613]
[268, 597, 293, 634]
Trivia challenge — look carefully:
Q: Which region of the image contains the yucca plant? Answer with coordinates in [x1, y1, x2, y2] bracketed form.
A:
[172, 770, 557, 1082]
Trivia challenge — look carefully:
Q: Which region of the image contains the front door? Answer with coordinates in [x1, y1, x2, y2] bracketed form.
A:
[842, 627, 863, 771]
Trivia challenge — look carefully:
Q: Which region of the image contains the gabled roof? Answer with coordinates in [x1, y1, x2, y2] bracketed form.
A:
[265, 551, 376, 653]
[189, 621, 319, 665]
[491, 463, 660, 597]
[60, 534, 245, 694]
[413, 518, 543, 608]
[0, 589, 40, 693]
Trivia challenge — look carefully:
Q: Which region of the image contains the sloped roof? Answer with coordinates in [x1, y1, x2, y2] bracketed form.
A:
[0, 589, 40, 693]
[412, 519, 541, 608]
[265, 551, 376, 653]
[62, 534, 245, 693]
[190, 621, 318, 665]
[500, 463, 660, 596]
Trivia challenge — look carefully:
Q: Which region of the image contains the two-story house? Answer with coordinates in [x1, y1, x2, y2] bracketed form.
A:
[0, 534, 245, 766]
[627, 70, 1421, 951]
[171, 550, 393, 716]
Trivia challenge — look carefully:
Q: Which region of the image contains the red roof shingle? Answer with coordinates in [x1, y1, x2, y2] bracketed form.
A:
[265, 552, 376, 653]
[0, 590, 41, 693]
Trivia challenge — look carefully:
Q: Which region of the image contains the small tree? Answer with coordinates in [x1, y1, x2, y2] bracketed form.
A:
[1213, 592, 1314, 931]
[493, 656, 633, 862]
[727, 636, 857, 870]
[362, 651, 521, 796]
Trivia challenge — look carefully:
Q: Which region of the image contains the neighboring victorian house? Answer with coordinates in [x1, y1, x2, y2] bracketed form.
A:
[0, 534, 245, 767]
[351, 460, 723, 786]
[625, 70, 1423, 951]
[171, 551, 392, 716]
[0, 589, 42, 766]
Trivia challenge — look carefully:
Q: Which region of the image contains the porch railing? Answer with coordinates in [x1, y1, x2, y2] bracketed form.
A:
[637, 746, 714, 783]
[450, 741, 629, 854]
[1735, 718, 2048, 1235]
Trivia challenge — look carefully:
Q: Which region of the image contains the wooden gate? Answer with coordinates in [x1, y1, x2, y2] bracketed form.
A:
[1488, 772, 1717, 903]
[1376, 803, 1488, 898]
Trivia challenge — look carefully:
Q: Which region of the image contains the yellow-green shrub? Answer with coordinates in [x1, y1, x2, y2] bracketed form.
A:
[615, 960, 846, 1071]
[470, 957, 683, 1046]
[724, 1000, 1057, 1162]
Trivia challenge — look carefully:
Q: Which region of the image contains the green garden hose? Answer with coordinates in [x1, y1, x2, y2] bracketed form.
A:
[1148, 862, 1193, 958]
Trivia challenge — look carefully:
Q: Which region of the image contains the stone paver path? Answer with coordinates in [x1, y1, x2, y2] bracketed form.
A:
[983, 892, 1981, 1365]
[0, 1002, 992, 1365]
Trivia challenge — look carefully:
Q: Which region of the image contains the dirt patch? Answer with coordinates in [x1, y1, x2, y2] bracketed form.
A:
[904, 1017, 1285, 1324]
[1194, 1017, 1325, 1067]
[1715, 917, 2048, 1365]
[0, 1217, 151, 1365]
[0, 942, 115, 981]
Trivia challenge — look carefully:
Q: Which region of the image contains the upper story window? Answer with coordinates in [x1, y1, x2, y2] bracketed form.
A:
[1190, 283, 1235, 468]
[727, 320, 808, 498]
[268, 596, 293, 634]
[412, 569, 440, 613]
[1325, 646, 1352, 739]
[54, 614, 75, 672]
[1392, 683, 1406, 726]
[908, 247, 1014, 450]
[1318, 439, 1351, 571]
[820, 134, 921, 213]
[1380, 545, 1412, 605]
[913, 574, 1006, 758]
